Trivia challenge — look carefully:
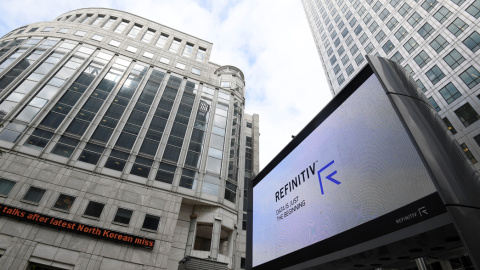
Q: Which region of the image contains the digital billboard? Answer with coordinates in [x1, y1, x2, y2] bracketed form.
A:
[251, 67, 446, 269]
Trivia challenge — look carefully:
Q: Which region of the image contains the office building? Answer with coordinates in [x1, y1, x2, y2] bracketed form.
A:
[302, 0, 480, 170]
[0, 8, 259, 270]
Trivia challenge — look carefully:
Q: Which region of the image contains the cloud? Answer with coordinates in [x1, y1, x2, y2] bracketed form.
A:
[0, 0, 332, 169]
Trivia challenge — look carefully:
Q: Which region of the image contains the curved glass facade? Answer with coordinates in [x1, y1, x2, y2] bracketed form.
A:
[0, 8, 258, 270]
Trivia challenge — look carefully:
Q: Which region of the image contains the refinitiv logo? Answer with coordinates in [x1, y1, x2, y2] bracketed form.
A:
[274, 160, 341, 202]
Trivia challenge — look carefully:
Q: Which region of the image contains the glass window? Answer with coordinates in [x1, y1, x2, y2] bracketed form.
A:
[169, 38, 181, 53]
[345, 36, 353, 46]
[408, 12, 422, 26]
[404, 38, 418, 53]
[363, 13, 373, 24]
[346, 10, 352, 20]
[350, 44, 358, 55]
[84, 201, 105, 218]
[79, 14, 93, 24]
[467, 0, 480, 18]
[22, 186, 46, 204]
[330, 55, 337, 65]
[350, 17, 357, 27]
[102, 17, 116, 30]
[459, 66, 480, 89]
[334, 38, 341, 47]
[463, 31, 480, 52]
[373, 1, 383, 12]
[338, 46, 345, 56]
[42, 27, 54, 32]
[448, 18, 468, 37]
[57, 28, 69, 34]
[91, 15, 105, 26]
[353, 25, 362, 36]
[359, 33, 368, 44]
[156, 33, 169, 48]
[434, 6, 452, 23]
[127, 24, 142, 38]
[443, 117, 457, 134]
[414, 50, 431, 68]
[183, 43, 194, 57]
[365, 42, 374, 54]
[346, 65, 354, 75]
[28, 27, 38, 33]
[109, 40, 120, 47]
[426, 65, 445, 85]
[334, 64, 341, 74]
[439, 82, 461, 104]
[418, 22, 434, 39]
[390, 51, 404, 63]
[416, 79, 427, 92]
[142, 29, 155, 43]
[327, 47, 333, 56]
[74, 30, 86, 37]
[337, 74, 345, 85]
[461, 143, 477, 164]
[53, 194, 76, 211]
[422, 0, 438, 11]
[443, 49, 465, 70]
[126, 46, 137, 53]
[375, 30, 386, 42]
[428, 97, 441, 112]
[390, 0, 400, 7]
[0, 178, 16, 196]
[398, 3, 411, 16]
[382, 40, 395, 54]
[176, 62, 186, 70]
[355, 54, 365, 65]
[142, 214, 160, 231]
[451, 0, 466, 6]
[430, 35, 449, 53]
[379, 9, 390, 21]
[369, 21, 379, 33]
[114, 20, 129, 33]
[407, 64, 417, 75]
[143, 51, 154, 59]
[394, 26, 408, 41]
[91, 35, 103, 41]
[160, 57, 170, 64]
[341, 28, 349, 38]
[386, 17, 398, 30]
[113, 208, 133, 225]
[196, 47, 206, 62]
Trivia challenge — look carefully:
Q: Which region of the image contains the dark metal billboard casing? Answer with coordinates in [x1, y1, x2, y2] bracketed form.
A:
[248, 55, 480, 270]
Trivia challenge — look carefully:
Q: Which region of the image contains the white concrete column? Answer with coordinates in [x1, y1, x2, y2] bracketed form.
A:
[210, 217, 222, 259]
[184, 213, 197, 256]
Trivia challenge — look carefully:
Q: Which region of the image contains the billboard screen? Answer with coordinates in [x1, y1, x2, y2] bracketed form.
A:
[252, 70, 444, 269]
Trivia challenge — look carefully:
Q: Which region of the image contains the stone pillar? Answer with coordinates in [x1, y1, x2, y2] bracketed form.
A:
[415, 257, 428, 270]
[210, 217, 222, 259]
[184, 213, 197, 256]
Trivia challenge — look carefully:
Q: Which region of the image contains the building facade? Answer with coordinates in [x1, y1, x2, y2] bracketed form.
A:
[302, 0, 480, 171]
[0, 8, 259, 270]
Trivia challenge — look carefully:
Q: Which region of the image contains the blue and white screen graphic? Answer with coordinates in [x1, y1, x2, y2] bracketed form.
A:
[252, 74, 437, 267]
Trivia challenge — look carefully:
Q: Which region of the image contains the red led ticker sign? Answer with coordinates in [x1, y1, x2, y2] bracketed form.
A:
[0, 203, 155, 249]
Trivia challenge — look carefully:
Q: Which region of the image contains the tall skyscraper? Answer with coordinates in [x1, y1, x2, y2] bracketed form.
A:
[302, 0, 480, 170]
[0, 8, 258, 270]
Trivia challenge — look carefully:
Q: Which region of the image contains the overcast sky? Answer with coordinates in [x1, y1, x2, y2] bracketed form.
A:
[0, 0, 333, 170]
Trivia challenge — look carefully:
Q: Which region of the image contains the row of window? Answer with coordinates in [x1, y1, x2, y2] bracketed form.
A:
[0, 38, 243, 204]
[317, 0, 480, 86]
[424, 65, 480, 112]
[54, 12, 207, 62]
[14, 27, 205, 77]
[0, 177, 161, 231]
